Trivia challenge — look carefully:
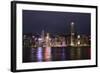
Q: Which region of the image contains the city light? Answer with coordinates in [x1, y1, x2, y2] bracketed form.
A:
[23, 22, 91, 62]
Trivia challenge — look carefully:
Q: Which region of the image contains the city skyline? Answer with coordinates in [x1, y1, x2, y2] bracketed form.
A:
[23, 10, 91, 62]
[23, 21, 90, 48]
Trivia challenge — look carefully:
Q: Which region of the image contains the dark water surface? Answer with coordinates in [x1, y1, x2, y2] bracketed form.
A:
[23, 47, 90, 63]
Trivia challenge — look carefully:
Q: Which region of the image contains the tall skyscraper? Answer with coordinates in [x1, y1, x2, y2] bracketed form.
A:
[70, 22, 75, 46]
[44, 33, 51, 61]
[41, 30, 45, 42]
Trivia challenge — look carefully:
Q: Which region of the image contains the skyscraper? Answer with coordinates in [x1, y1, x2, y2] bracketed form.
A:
[70, 22, 75, 46]
[44, 33, 51, 61]
[41, 30, 45, 42]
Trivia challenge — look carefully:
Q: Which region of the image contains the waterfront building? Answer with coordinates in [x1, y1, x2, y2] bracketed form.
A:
[44, 33, 52, 61]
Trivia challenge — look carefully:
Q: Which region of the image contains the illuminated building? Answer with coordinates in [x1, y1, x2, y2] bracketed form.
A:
[41, 30, 45, 43]
[77, 35, 81, 46]
[45, 33, 51, 47]
[70, 22, 75, 46]
[44, 33, 51, 61]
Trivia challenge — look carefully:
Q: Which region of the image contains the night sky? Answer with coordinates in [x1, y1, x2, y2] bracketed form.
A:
[23, 10, 91, 35]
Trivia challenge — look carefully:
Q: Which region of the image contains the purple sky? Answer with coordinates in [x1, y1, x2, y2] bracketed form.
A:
[23, 10, 91, 35]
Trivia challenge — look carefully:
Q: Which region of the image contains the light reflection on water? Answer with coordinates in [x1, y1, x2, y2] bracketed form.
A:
[70, 47, 81, 60]
[44, 47, 51, 61]
[23, 47, 90, 62]
[37, 47, 43, 62]
[62, 48, 65, 60]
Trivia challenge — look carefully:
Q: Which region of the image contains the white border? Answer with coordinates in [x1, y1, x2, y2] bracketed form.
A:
[16, 3, 96, 70]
